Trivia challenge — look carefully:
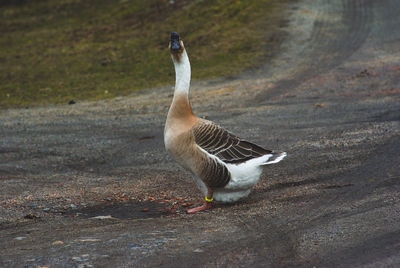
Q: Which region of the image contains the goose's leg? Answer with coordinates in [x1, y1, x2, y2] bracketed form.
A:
[187, 189, 213, 214]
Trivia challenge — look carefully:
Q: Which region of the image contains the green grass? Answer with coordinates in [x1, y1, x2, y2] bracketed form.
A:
[0, 0, 290, 108]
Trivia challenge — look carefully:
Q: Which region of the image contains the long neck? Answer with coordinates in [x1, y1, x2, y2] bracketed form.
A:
[173, 50, 191, 96]
[168, 50, 193, 118]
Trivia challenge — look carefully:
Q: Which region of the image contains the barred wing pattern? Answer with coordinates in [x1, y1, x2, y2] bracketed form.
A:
[193, 122, 273, 164]
[199, 156, 231, 188]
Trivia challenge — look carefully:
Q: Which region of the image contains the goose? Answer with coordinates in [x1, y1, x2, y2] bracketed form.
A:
[164, 32, 286, 213]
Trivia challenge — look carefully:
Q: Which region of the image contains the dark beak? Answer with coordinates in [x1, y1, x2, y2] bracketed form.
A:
[170, 32, 181, 52]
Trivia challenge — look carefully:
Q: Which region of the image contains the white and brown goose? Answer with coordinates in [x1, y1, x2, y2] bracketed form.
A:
[164, 32, 286, 213]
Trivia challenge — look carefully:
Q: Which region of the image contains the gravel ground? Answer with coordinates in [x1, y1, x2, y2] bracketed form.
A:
[1, 0, 400, 267]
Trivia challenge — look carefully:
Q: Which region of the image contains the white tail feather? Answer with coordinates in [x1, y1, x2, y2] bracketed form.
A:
[262, 151, 287, 165]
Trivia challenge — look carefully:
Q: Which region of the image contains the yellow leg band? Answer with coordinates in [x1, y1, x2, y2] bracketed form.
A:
[205, 196, 213, 202]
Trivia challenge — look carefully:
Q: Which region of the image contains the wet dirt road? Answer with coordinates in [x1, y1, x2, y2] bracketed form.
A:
[1, 0, 400, 267]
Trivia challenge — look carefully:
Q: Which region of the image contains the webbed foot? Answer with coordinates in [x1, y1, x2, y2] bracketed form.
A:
[187, 200, 212, 214]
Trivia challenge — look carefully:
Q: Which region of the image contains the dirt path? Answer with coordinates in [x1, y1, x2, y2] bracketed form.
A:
[1, 0, 400, 267]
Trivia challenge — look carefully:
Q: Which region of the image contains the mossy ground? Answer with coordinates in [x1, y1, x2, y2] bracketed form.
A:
[0, 0, 291, 108]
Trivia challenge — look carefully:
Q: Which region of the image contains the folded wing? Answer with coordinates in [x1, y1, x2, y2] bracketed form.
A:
[192, 121, 273, 164]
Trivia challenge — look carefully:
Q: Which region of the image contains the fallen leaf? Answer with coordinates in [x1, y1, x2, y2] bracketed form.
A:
[182, 202, 194, 207]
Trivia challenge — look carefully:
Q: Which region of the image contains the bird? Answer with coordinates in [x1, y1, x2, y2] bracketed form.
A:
[164, 32, 286, 213]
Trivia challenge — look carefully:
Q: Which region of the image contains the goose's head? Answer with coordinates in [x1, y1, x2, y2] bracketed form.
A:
[169, 32, 185, 62]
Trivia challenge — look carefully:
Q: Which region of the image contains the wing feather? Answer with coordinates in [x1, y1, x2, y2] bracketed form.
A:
[192, 121, 273, 164]
[200, 155, 230, 188]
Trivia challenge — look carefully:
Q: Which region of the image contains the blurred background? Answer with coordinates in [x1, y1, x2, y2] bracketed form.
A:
[0, 0, 289, 108]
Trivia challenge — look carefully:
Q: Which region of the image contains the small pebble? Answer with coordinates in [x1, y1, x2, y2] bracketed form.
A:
[72, 256, 82, 262]
[78, 264, 93, 268]
[91, 215, 114, 220]
[129, 244, 139, 250]
[79, 238, 101, 242]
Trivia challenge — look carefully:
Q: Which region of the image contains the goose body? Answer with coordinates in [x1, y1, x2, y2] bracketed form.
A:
[164, 32, 286, 212]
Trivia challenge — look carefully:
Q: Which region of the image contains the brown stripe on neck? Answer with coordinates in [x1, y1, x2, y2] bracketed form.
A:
[170, 93, 195, 119]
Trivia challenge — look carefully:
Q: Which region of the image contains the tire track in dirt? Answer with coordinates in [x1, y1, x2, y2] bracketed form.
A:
[255, 0, 374, 102]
